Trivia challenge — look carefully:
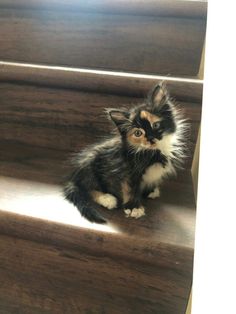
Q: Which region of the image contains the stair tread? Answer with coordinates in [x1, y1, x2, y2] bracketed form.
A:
[0, 140, 195, 249]
[0, 208, 193, 314]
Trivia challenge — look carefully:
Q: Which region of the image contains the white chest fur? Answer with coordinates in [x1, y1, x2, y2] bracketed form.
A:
[141, 161, 175, 189]
[140, 133, 176, 189]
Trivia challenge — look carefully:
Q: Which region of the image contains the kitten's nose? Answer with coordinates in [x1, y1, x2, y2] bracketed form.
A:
[148, 137, 155, 144]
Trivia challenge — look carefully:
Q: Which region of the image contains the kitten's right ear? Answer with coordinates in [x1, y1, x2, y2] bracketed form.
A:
[148, 82, 169, 108]
[106, 109, 130, 129]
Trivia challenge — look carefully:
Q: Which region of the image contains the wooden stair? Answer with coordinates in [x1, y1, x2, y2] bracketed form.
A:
[0, 1, 206, 313]
[0, 139, 196, 314]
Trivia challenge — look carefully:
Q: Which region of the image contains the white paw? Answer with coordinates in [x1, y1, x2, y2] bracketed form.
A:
[97, 194, 117, 210]
[124, 206, 145, 219]
[148, 187, 160, 199]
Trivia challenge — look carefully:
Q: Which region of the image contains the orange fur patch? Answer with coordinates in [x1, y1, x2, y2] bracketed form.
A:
[140, 110, 161, 125]
[127, 127, 158, 149]
[121, 180, 131, 204]
[127, 128, 148, 147]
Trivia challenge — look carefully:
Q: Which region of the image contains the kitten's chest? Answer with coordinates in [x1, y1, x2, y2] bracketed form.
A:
[140, 134, 176, 187]
[141, 161, 173, 188]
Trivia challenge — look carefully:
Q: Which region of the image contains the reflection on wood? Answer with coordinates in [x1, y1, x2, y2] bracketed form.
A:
[0, 62, 203, 101]
[0, 0, 208, 19]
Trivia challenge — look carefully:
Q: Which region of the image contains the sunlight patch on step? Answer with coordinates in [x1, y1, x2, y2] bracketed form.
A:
[0, 176, 117, 234]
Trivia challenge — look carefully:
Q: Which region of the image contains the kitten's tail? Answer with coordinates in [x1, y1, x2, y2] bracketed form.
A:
[63, 183, 106, 224]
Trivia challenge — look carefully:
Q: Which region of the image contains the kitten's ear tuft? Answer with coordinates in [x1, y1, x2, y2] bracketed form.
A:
[106, 108, 130, 128]
[149, 82, 169, 108]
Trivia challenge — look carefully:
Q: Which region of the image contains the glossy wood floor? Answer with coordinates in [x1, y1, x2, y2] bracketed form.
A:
[0, 141, 195, 314]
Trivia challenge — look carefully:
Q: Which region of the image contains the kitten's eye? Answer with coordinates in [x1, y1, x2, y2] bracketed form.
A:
[134, 129, 143, 137]
[153, 121, 160, 130]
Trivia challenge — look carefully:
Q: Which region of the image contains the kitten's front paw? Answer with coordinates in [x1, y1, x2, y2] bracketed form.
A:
[124, 206, 146, 219]
[148, 187, 160, 199]
[97, 193, 117, 210]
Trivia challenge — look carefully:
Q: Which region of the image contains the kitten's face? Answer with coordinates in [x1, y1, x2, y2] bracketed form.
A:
[126, 108, 175, 150]
[108, 83, 177, 151]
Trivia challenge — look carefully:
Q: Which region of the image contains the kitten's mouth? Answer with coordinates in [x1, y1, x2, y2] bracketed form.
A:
[149, 142, 157, 147]
[142, 142, 159, 150]
[149, 139, 156, 145]
[156, 135, 163, 141]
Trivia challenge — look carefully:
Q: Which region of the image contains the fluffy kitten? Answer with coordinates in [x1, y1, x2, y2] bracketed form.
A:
[64, 83, 187, 223]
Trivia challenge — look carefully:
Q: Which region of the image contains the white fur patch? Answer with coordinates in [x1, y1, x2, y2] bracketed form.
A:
[140, 132, 177, 190]
[141, 161, 175, 189]
[96, 193, 117, 210]
[124, 206, 145, 219]
[148, 187, 160, 199]
[157, 133, 176, 156]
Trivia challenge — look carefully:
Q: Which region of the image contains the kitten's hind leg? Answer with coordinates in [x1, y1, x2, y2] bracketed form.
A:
[91, 191, 117, 210]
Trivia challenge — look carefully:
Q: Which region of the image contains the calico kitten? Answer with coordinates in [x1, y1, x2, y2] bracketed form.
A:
[64, 83, 187, 223]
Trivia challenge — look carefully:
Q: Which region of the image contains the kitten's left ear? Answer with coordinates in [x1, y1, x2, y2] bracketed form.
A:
[106, 108, 130, 129]
[149, 82, 169, 108]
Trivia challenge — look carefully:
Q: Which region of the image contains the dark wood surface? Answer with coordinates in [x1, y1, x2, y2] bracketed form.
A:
[0, 140, 69, 184]
[0, 0, 207, 19]
[0, 216, 193, 314]
[0, 82, 201, 168]
[0, 62, 204, 102]
[0, 6, 206, 76]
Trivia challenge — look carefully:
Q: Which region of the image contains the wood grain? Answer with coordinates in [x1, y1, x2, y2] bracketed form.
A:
[0, 83, 201, 167]
[0, 62, 204, 102]
[0, 0, 208, 19]
[0, 232, 192, 314]
[0, 7, 206, 76]
[0, 140, 69, 184]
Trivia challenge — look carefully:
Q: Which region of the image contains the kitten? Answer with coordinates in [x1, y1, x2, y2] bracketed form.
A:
[64, 83, 187, 223]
